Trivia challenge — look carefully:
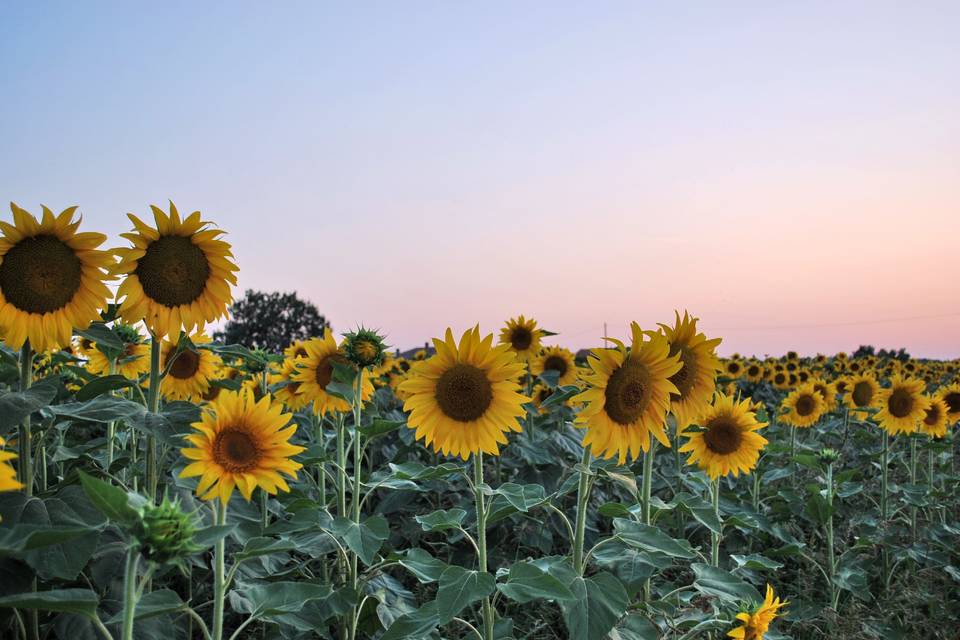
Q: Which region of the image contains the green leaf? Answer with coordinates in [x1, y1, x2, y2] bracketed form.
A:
[415, 508, 467, 532]
[436, 566, 496, 624]
[0, 377, 58, 431]
[559, 571, 629, 640]
[613, 519, 696, 558]
[730, 554, 783, 571]
[610, 614, 660, 640]
[77, 471, 140, 526]
[193, 524, 237, 549]
[387, 461, 462, 481]
[106, 589, 185, 623]
[398, 548, 448, 584]
[0, 525, 100, 554]
[676, 493, 722, 534]
[497, 562, 576, 603]
[380, 601, 440, 640]
[330, 516, 390, 565]
[50, 396, 145, 423]
[232, 582, 338, 618]
[75, 375, 136, 402]
[492, 483, 548, 513]
[692, 563, 762, 603]
[0, 589, 99, 618]
[236, 537, 297, 560]
[76, 323, 124, 351]
[359, 418, 404, 438]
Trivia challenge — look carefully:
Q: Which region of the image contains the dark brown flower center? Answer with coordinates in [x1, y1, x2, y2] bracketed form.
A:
[669, 346, 697, 399]
[835, 381, 848, 393]
[727, 362, 741, 375]
[315, 354, 347, 389]
[795, 394, 816, 417]
[213, 429, 260, 472]
[435, 363, 493, 422]
[0, 234, 82, 313]
[703, 417, 743, 455]
[747, 365, 760, 377]
[510, 327, 533, 351]
[943, 392, 960, 414]
[774, 373, 786, 385]
[888, 388, 913, 418]
[136, 235, 210, 307]
[537, 387, 553, 404]
[851, 381, 873, 407]
[543, 354, 569, 378]
[924, 404, 941, 426]
[604, 359, 651, 425]
[166, 349, 200, 379]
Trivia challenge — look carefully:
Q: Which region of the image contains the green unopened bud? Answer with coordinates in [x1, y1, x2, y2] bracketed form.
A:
[818, 448, 840, 465]
[114, 323, 143, 345]
[133, 496, 200, 566]
[343, 327, 388, 368]
[245, 350, 270, 373]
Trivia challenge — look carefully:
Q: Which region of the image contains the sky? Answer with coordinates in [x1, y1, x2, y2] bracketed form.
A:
[1, 2, 958, 358]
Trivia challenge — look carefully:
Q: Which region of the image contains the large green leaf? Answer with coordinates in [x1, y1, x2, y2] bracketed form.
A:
[75, 375, 136, 402]
[398, 548, 448, 584]
[491, 483, 549, 513]
[235, 536, 297, 560]
[380, 601, 440, 640]
[0, 377, 58, 432]
[414, 508, 466, 532]
[50, 396, 145, 423]
[559, 571, 629, 640]
[232, 582, 339, 617]
[691, 563, 761, 604]
[613, 519, 696, 558]
[0, 589, 99, 618]
[78, 471, 140, 526]
[106, 589, 186, 623]
[329, 516, 390, 565]
[497, 562, 575, 603]
[436, 566, 496, 624]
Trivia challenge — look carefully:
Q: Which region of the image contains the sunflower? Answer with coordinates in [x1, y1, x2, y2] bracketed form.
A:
[180, 390, 304, 502]
[679, 393, 767, 479]
[85, 325, 152, 380]
[0, 203, 113, 352]
[728, 584, 787, 640]
[780, 383, 825, 428]
[744, 362, 765, 383]
[724, 359, 743, 378]
[657, 311, 722, 430]
[283, 340, 310, 360]
[770, 370, 790, 390]
[919, 397, 949, 438]
[272, 359, 311, 411]
[875, 376, 930, 436]
[845, 373, 880, 412]
[834, 378, 850, 395]
[499, 315, 543, 362]
[809, 377, 837, 412]
[531, 382, 558, 414]
[573, 323, 681, 463]
[531, 346, 578, 386]
[113, 202, 239, 339]
[936, 383, 960, 425]
[159, 333, 222, 401]
[0, 437, 23, 493]
[291, 329, 374, 416]
[398, 326, 528, 460]
[202, 365, 242, 403]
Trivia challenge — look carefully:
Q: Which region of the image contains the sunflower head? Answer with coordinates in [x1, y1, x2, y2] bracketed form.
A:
[875, 375, 930, 436]
[936, 383, 960, 426]
[499, 315, 543, 362]
[531, 346, 578, 387]
[657, 311, 722, 430]
[291, 329, 374, 416]
[133, 495, 200, 566]
[728, 584, 787, 640]
[160, 332, 223, 402]
[919, 397, 949, 438]
[845, 374, 880, 412]
[398, 326, 528, 460]
[679, 393, 768, 479]
[572, 323, 681, 463]
[0, 203, 114, 352]
[343, 327, 388, 368]
[113, 202, 238, 339]
[780, 383, 825, 428]
[180, 390, 304, 503]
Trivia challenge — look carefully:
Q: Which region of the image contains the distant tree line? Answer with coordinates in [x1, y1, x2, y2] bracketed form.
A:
[214, 290, 329, 353]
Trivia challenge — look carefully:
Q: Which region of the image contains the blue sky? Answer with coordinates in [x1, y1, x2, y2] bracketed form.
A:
[2, 2, 958, 356]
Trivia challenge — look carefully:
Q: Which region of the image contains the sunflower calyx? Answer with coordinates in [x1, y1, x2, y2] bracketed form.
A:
[343, 327, 388, 369]
[132, 495, 200, 566]
[817, 448, 840, 465]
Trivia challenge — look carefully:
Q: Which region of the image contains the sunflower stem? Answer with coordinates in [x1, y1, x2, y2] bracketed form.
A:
[106, 358, 117, 470]
[909, 433, 918, 541]
[824, 461, 837, 609]
[349, 368, 364, 640]
[212, 499, 228, 640]
[641, 441, 656, 602]
[121, 547, 141, 640]
[880, 428, 890, 590]
[473, 453, 494, 640]
[17, 342, 34, 495]
[145, 335, 162, 503]
[572, 444, 592, 575]
[710, 478, 721, 567]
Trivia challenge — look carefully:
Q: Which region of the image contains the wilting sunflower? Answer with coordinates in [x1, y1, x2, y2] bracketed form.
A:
[113, 202, 239, 339]
[845, 373, 880, 412]
[531, 346, 578, 386]
[780, 383, 825, 428]
[809, 377, 837, 412]
[0, 203, 113, 352]
[658, 311, 722, 430]
[937, 383, 960, 425]
[499, 315, 543, 362]
[728, 584, 787, 640]
[291, 329, 374, 416]
[573, 323, 681, 463]
[919, 397, 949, 438]
[0, 437, 23, 493]
[272, 359, 311, 411]
[679, 393, 767, 479]
[85, 325, 151, 380]
[180, 390, 303, 502]
[398, 326, 528, 460]
[875, 376, 930, 436]
[159, 333, 222, 402]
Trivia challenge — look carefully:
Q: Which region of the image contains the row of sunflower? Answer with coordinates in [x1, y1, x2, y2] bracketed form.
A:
[0, 201, 957, 639]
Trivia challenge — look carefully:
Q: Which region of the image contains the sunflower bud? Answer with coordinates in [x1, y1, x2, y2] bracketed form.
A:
[114, 323, 143, 345]
[133, 496, 200, 566]
[817, 448, 840, 465]
[343, 328, 388, 369]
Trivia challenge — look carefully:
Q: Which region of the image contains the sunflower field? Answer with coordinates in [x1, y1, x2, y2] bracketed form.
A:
[0, 202, 958, 640]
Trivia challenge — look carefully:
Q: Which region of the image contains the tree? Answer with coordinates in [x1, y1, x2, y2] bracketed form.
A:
[214, 290, 329, 353]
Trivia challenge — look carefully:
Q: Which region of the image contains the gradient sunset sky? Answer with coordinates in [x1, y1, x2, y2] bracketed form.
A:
[2, 2, 958, 357]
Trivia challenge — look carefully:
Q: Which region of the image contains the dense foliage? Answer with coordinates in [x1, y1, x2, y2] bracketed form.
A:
[214, 290, 330, 354]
